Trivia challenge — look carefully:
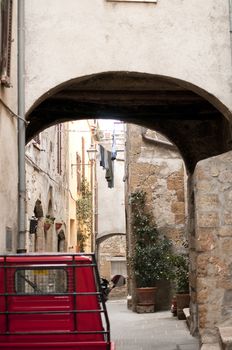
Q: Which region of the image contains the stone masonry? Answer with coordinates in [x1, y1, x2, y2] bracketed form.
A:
[193, 151, 232, 345]
[126, 124, 187, 310]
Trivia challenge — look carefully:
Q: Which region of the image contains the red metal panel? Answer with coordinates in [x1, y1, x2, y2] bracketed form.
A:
[74, 256, 104, 341]
[0, 341, 113, 349]
[0, 258, 5, 333]
[0, 254, 112, 349]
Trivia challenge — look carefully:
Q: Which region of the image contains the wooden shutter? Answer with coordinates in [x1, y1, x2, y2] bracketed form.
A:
[0, 0, 13, 87]
[76, 153, 81, 193]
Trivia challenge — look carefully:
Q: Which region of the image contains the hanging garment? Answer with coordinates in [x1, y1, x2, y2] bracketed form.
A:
[111, 130, 117, 161]
[105, 150, 114, 188]
[99, 144, 105, 168]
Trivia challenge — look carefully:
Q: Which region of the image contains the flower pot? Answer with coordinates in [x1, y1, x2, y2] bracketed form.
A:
[44, 223, 51, 231]
[136, 287, 157, 306]
[55, 223, 62, 231]
[171, 296, 177, 316]
[176, 293, 190, 320]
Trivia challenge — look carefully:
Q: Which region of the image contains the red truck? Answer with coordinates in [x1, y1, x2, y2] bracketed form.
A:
[0, 253, 115, 350]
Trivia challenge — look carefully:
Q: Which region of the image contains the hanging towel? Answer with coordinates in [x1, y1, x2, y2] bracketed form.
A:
[105, 150, 114, 188]
[111, 130, 117, 161]
[99, 144, 105, 168]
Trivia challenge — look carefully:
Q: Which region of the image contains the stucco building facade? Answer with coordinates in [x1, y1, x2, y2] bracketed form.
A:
[96, 121, 127, 298]
[0, 0, 18, 253]
[25, 124, 69, 252]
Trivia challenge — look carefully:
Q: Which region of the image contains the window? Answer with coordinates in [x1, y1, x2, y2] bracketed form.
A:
[81, 137, 85, 178]
[15, 267, 68, 294]
[110, 257, 127, 278]
[57, 124, 62, 175]
[0, 0, 13, 87]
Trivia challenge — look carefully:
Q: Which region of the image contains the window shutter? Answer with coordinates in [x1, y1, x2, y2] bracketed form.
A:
[0, 0, 13, 87]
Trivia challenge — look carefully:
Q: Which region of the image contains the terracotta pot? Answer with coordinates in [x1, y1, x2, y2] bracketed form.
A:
[44, 223, 51, 231]
[136, 287, 157, 306]
[55, 223, 62, 231]
[176, 293, 190, 320]
[171, 296, 177, 316]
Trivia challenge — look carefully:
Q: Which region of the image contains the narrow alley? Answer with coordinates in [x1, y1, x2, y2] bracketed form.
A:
[107, 300, 199, 350]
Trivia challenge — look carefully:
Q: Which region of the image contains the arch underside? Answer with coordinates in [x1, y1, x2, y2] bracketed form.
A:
[26, 72, 232, 173]
[96, 232, 126, 244]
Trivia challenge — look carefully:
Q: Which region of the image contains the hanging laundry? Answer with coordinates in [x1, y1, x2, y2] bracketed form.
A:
[105, 150, 114, 188]
[99, 144, 114, 188]
[111, 130, 117, 161]
[99, 144, 105, 168]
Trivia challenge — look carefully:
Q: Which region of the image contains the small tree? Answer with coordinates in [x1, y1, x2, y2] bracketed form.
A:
[76, 178, 92, 251]
[130, 190, 173, 288]
[171, 253, 189, 293]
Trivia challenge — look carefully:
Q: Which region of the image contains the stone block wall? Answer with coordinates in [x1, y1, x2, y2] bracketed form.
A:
[193, 151, 232, 345]
[98, 235, 127, 299]
[126, 125, 186, 247]
[126, 125, 187, 310]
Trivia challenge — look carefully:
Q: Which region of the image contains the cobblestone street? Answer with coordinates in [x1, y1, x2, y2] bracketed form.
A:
[107, 300, 199, 350]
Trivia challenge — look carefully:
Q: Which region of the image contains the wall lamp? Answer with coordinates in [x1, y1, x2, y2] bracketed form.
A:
[86, 144, 97, 161]
[71, 145, 98, 170]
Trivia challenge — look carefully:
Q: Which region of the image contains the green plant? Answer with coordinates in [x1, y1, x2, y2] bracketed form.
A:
[130, 190, 173, 288]
[45, 215, 55, 224]
[76, 178, 92, 251]
[172, 253, 189, 293]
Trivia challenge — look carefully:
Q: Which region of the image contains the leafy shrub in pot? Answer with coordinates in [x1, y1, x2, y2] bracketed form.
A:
[130, 190, 173, 288]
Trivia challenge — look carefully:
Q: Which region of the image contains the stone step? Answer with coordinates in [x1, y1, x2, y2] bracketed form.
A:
[218, 326, 232, 350]
[183, 307, 190, 328]
[200, 344, 221, 350]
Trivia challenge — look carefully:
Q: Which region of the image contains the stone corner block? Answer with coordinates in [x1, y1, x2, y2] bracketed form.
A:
[200, 344, 221, 350]
[218, 326, 232, 350]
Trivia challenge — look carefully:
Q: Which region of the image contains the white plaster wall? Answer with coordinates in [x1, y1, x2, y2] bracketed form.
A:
[25, 124, 70, 252]
[68, 119, 93, 251]
[0, 107, 18, 253]
[97, 158, 126, 237]
[25, 0, 232, 115]
[0, 1, 18, 253]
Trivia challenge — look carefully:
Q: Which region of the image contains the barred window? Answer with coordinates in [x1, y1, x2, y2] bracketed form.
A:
[0, 0, 13, 87]
[15, 268, 68, 294]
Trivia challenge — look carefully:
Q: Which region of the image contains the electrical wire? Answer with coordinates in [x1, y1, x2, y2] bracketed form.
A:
[0, 97, 29, 125]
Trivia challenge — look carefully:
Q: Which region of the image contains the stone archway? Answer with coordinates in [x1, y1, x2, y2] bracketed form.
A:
[96, 232, 127, 300]
[26, 72, 232, 174]
[26, 71, 232, 346]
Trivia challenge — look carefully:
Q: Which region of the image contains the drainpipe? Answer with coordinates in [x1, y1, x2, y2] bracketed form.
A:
[229, 0, 232, 62]
[17, 0, 26, 253]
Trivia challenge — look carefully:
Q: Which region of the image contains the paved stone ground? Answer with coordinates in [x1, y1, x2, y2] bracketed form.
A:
[107, 300, 200, 350]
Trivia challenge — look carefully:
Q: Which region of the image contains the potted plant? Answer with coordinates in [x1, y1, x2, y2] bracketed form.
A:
[130, 190, 173, 311]
[172, 253, 190, 320]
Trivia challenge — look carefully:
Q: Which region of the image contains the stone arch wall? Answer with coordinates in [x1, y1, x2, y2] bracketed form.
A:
[24, 70, 232, 344]
[97, 233, 127, 278]
[97, 233, 127, 299]
[190, 151, 232, 344]
[25, 0, 232, 114]
[26, 71, 232, 175]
